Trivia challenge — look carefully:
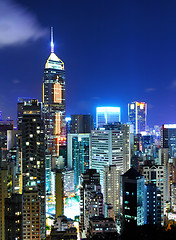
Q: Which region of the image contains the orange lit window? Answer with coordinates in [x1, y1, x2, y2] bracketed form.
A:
[54, 82, 62, 103]
[55, 112, 61, 135]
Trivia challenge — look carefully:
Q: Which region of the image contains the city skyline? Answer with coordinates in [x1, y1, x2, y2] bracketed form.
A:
[1, 0, 176, 126]
[2, 1, 176, 238]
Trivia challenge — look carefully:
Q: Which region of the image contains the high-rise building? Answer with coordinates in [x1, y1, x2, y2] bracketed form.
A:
[7, 129, 23, 195]
[43, 28, 66, 173]
[21, 99, 45, 239]
[23, 189, 41, 239]
[17, 97, 36, 130]
[91, 123, 131, 188]
[0, 119, 14, 168]
[146, 184, 161, 225]
[55, 169, 64, 218]
[171, 183, 176, 212]
[0, 169, 8, 240]
[128, 101, 147, 134]
[103, 165, 122, 216]
[70, 114, 93, 133]
[140, 165, 165, 225]
[67, 133, 90, 188]
[96, 107, 121, 128]
[63, 169, 75, 196]
[121, 167, 145, 227]
[79, 169, 103, 236]
[5, 194, 23, 239]
[161, 124, 176, 158]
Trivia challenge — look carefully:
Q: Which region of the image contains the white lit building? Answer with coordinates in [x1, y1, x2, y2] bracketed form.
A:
[90, 123, 131, 189]
[171, 183, 176, 212]
[96, 107, 121, 128]
[103, 165, 122, 215]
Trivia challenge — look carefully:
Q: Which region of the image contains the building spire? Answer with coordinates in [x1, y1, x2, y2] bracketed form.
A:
[51, 27, 54, 53]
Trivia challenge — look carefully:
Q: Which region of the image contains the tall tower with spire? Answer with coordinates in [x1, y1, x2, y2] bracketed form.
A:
[43, 28, 66, 196]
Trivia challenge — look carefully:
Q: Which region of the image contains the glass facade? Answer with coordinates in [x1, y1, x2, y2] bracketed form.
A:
[128, 101, 147, 134]
[43, 50, 66, 198]
[162, 125, 176, 158]
[72, 136, 90, 188]
[67, 134, 90, 189]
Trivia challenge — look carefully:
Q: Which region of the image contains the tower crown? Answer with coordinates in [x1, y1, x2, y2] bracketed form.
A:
[45, 53, 64, 70]
[45, 27, 64, 70]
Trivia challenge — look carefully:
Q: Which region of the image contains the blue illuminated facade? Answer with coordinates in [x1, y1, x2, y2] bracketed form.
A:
[67, 133, 90, 189]
[96, 107, 121, 128]
[128, 101, 147, 134]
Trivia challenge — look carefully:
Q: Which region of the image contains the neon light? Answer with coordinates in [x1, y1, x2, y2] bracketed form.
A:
[55, 137, 59, 156]
[55, 112, 61, 134]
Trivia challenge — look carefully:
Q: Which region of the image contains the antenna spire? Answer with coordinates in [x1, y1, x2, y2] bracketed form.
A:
[51, 27, 54, 53]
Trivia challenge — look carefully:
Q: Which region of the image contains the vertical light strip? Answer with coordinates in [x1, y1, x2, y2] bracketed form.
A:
[136, 102, 138, 134]
[55, 112, 61, 135]
[54, 82, 62, 103]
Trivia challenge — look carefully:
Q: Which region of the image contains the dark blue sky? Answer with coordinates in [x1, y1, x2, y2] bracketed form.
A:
[0, 0, 176, 127]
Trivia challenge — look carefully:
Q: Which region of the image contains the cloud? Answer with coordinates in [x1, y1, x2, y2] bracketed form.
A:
[145, 88, 156, 92]
[0, 0, 47, 48]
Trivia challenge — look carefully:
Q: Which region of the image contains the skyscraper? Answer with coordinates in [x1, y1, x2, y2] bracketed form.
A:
[103, 165, 122, 216]
[121, 167, 145, 227]
[67, 133, 90, 188]
[96, 107, 121, 128]
[140, 164, 165, 225]
[5, 194, 23, 239]
[0, 169, 8, 240]
[146, 184, 161, 225]
[161, 124, 176, 158]
[43, 28, 66, 173]
[91, 123, 131, 188]
[70, 114, 93, 133]
[21, 99, 45, 239]
[55, 169, 64, 218]
[79, 169, 103, 236]
[128, 101, 147, 134]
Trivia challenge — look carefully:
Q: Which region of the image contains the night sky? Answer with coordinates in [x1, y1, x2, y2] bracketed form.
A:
[0, 0, 176, 127]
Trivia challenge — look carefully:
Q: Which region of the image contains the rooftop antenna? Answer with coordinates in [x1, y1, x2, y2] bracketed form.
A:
[51, 27, 54, 53]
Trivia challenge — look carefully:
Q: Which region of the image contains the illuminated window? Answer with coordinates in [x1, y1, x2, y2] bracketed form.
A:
[130, 104, 135, 110]
[140, 104, 144, 110]
[55, 112, 61, 134]
[54, 82, 62, 103]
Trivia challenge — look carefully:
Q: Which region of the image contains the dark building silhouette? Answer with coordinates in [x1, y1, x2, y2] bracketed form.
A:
[5, 194, 23, 239]
[121, 167, 145, 227]
[70, 114, 93, 133]
[161, 124, 176, 158]
[146, 183, 161, 225]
